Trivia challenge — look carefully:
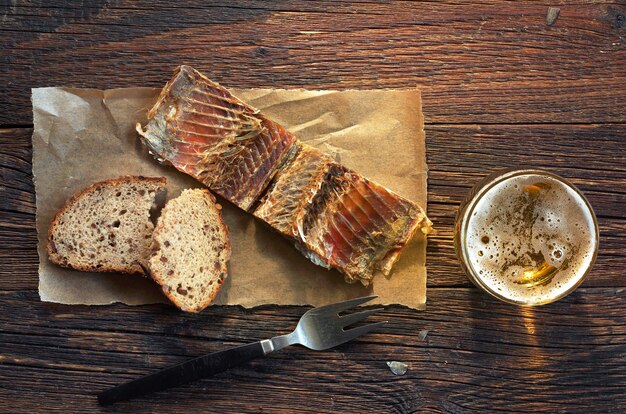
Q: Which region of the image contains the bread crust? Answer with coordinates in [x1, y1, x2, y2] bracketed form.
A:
[46, 176, 167, 274]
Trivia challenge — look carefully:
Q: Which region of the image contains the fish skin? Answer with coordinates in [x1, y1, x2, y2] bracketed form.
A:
[301, 162, 429, 284]
[137, 66, 297, 211]
[254, 143, 431, 285]
[138, 66, 432, 285]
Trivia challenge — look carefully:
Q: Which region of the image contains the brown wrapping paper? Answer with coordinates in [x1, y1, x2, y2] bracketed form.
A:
[32, 86, 428, 309]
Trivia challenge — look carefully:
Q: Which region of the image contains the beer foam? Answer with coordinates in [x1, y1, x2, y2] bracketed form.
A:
[463, 173, 597, 304]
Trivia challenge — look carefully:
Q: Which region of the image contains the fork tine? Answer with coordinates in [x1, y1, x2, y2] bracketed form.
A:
[340, 308, 383, 328]
[340, 321, 388, 342]
[315, 295, 378, 314]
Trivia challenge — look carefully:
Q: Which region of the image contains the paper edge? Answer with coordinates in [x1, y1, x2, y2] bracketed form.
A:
[418, 89, 428, 310]
[32, 87, 50, 303]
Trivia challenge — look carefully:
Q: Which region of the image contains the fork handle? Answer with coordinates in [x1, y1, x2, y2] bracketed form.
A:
[98, 342, 265, 405]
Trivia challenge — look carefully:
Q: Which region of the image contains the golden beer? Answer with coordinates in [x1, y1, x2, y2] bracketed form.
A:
[455, 170, 599, 306]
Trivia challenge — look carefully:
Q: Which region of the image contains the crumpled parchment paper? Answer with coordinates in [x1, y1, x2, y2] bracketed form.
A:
[32, 86, 427, 309]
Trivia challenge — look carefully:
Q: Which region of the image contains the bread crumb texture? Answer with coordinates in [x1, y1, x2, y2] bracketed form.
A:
[47, 176, 166, 274]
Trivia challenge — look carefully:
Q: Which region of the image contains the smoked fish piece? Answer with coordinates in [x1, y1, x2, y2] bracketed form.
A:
[254, 143, 431, 285]
[137, 65, 297, 211]
[254, 143, 334, 238]
[138, 66, 432, 285]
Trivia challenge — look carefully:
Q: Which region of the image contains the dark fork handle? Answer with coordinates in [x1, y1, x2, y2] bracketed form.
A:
[98, 342, 265, 405]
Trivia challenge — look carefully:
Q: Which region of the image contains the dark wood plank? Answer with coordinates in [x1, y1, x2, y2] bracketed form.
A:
[2, 2, 626, 411]
[2, 124, 624, 291]
[1, 288, 625, 413]
[2, 1, 625, 125]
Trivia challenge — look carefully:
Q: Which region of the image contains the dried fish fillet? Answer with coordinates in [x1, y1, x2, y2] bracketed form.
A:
[254, 143, 333, 238]
[256, 143, 430, 284]
[309, 165, 429, 283]
[137, 66, 296, 211]
[138, 66, 432, 285]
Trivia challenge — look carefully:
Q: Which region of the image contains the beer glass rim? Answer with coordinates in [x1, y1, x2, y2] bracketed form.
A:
[456, 169, 600, 306]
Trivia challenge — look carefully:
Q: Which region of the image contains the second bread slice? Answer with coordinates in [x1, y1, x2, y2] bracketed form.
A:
[149, 189, 231, 312]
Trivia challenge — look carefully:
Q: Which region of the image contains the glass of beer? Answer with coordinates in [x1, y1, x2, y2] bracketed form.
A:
[454, 169, 599, 306]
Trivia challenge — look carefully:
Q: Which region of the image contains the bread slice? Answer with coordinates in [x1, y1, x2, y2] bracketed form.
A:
[47, 176, 166, 274]
[148, 189, 231, 312]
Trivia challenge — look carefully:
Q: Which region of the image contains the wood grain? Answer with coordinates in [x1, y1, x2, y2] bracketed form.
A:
[1, 1, 625, 125]
[2, 1, 626, 412]
[1, 288, 625, 413]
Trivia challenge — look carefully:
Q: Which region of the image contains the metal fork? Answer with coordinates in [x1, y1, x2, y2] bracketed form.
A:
[98, 295, 386, 405]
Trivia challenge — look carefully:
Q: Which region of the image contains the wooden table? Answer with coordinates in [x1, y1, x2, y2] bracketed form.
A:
[2, 2, 625, 412]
